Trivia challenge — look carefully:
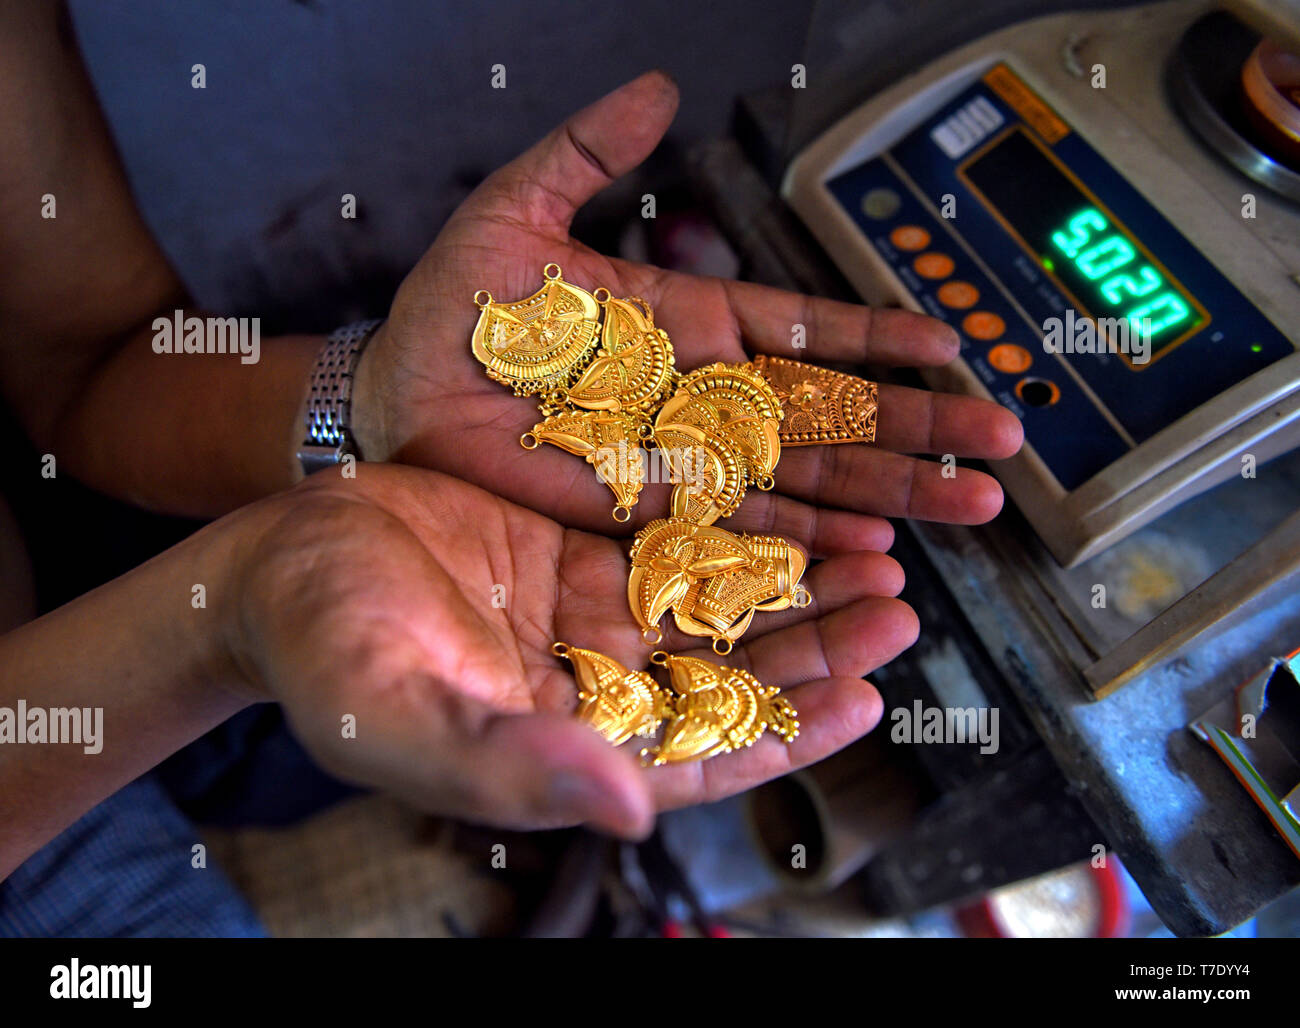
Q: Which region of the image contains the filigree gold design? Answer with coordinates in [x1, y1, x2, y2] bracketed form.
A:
[643, 651, 799, 765]
[627, 519, 754, 647]
[628, 519, 810, 654]
[471, 264, 601, 396]
[564, 296, 675, 414]
[552, 642, 673, 745]
[523, 409, 646, 522]
[752, 355, 879, 445]
[652, 361, 783, 526]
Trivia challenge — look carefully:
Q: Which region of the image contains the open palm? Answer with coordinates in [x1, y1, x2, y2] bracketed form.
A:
[236, 463, 912, 838]
[356, 71, 1023, 548]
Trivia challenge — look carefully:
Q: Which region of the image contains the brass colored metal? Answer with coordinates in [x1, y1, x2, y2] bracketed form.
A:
[628, 518, 810, 654]
[526, 409, 645, 521]
[564, 296, 675, 413]
[471, 264, 601, 396]
[643, 651, 799, 765]
[752, 355, 879, 446]
[553, 642, 673, 745]
[653, 361, 783, 526]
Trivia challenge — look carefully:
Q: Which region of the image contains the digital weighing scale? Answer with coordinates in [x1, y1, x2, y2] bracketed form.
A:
[783, 0, 1300, 566]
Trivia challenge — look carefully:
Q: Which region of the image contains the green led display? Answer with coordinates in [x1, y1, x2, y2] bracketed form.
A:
[1049, 206, 1195, 341]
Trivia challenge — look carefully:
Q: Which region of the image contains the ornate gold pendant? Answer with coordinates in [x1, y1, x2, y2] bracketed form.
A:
[552, 642, 673, 745]
[628, 518, 810, 654]
[471, 263, 601, 397]
[653, 361, 783, 526]
[752, 355, 879, 446]
[522, 409, 649, 522]
[562, 294, 675, 414]
[643, 650, 799, 765]
[550, 643, 798, 765]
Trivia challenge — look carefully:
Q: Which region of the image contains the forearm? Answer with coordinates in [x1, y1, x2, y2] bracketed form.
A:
[0, 507, 261, 879]
[0, 2, 327, 515]
[52, 321, 323, 516]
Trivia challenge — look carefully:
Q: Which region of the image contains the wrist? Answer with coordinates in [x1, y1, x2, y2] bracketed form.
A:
[349, 321, 392, 463]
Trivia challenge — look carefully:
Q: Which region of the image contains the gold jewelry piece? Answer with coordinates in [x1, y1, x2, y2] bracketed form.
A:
[476, 268, 682, 521]
[752, 355, 879, 446]
[472, 264, 601, 396]
[553, 642, 673, 745]
[551, 643, 799, 765]
[628, 518, 810, 654]
[522, 409, 648, 522]
[643, 651, 799, 765]
[653, 361, 783, 526]
[562, 295, 675, 414]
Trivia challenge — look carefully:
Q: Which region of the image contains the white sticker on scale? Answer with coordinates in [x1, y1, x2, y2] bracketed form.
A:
[930, 97, 1004, 159]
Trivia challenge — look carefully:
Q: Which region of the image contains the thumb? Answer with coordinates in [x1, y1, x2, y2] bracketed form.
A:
[295, 675, 656, 840]
[475, 69, 679, 232]
[460, 708, 657, 839]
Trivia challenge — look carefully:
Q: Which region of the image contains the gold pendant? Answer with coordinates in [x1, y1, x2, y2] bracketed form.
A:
[471, 263, 601, 397]
[628, 518, 810, 654]
[753, 355, 879, 445]
[643, 651, 799, 765]
[553, 642, 673, 745]
[522, 409, 649, 522]
[653, 361, 783, 526]
[563, 294, 676, 414]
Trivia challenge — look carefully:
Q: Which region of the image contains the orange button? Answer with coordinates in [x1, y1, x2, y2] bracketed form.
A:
[987, 343, 1033, 374]
[913, 252, 955, 279]
[937, 281, 980, 309]
[891, 225, 931, 251]
[1015, 377, 1061, 407]
[962, 310, 1006, 341]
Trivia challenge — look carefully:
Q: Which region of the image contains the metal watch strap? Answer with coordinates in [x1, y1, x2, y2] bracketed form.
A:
[298, 319, 383, 475]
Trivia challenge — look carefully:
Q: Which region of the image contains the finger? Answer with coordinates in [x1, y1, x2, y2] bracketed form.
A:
[776, 445, 1007, 524]
[737, 550, 905, 635]
[694, 675, 885, 806]
[476, 70, 679, 232]
[734, 595, 919, 685]
[310, 677, 656, 841]
[449, 704, 655, 839]
[719, 277, 960, 366]
[874, 383, 1024, 457]
[720, 491, 895, 556]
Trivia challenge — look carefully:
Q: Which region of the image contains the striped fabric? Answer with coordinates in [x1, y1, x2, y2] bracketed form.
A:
[0, 774, 265, 938]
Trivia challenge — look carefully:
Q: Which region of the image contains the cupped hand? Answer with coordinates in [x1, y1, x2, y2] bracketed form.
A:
[353, 71, 1023, 547]
[228, 463, 914, 838]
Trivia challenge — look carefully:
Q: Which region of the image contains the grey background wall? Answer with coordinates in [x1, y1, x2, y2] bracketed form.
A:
[67, 1, 1131, 330]
[68, 0, 817, 329]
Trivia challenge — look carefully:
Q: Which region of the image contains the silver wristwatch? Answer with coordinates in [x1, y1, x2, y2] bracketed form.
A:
[297, 319, 384, 476]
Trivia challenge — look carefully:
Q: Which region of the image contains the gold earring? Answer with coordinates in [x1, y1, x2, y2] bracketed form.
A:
[752, 355, 879, 446]
[552, 642, 673, 745]
[642, 650, 799, 765]
[471, 264, 601, 396]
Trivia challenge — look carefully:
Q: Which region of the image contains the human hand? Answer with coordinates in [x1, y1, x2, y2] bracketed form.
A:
[225, 463, 913, 838]
[352, 71, 1022, 543]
